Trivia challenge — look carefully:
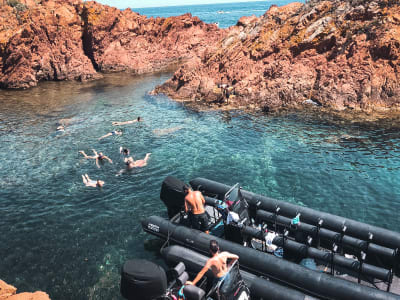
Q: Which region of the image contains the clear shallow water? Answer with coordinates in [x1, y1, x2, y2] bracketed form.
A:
[134, 0, 298, 28]
[1, 72, 400, 299]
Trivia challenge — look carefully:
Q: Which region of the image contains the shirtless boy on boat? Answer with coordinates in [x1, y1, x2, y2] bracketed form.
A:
[186, 240, 239, 286]
[184, 185, 209, 234]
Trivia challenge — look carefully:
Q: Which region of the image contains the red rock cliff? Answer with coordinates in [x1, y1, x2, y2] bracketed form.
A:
[0, 280, 50, 300]
[0, 0, 223, 89]
[156, 0, 400, 112]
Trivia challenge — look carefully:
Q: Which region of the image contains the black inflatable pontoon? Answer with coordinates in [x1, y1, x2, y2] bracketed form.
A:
[189, 178, 400, 249]
[189, 177, 400, 270]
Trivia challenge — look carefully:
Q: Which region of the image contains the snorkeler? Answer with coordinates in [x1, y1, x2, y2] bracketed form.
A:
[79, 149, 113, 168]
[81, 174, 104, 188]
[98, 130, 122, 140]
[112, 117, 142, 126]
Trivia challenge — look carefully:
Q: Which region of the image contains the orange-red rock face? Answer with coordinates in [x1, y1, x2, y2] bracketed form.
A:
[0, 0, 223, 89]
[0, 280, 50, 300]
[156, 0, 400, 112]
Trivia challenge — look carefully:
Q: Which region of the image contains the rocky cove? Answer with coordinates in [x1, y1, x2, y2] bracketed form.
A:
[0, 0, 399, 117]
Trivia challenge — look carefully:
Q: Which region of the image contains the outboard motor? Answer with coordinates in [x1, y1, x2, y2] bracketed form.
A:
[121, 259, 167, 300]
[160, 176, 187, 218]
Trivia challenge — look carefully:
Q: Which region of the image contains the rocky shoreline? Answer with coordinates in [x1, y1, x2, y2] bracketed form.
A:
[1, 0, 399, 117]
[156, 0, 400, 114]
[0, 0, 223, 89]
[0, 280, 50, 300]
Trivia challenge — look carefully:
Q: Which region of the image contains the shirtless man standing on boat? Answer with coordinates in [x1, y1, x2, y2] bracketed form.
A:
[184, 185, 209, 234]
[186, 240, 239, 286]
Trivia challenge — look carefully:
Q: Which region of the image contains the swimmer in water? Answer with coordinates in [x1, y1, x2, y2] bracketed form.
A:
[98, 130, 122, 140]
[82, 174, 104, 188]
[119, 147, 130, 157]
[125, 153, 151, 169]
[116, 153, 151, 176]
[112, 117, 142, 126]
[79, 149, 113, 168]
[56, 125, 65, 132]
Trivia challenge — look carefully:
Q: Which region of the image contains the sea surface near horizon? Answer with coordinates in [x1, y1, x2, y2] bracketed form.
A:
[1, 2, 400, 300]
[134, 0, 297, 28]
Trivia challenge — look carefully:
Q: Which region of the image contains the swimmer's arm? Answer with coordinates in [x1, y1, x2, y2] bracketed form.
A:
[104, 156, 113, 163]
[200, 193, 205, 205]
[92, 149, 98, 156]
[96, 158, 100, 169]
[187, 260, 211, 286]
[222, 252, 239, 266]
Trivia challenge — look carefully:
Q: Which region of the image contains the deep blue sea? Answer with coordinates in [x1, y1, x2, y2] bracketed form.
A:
[134, 0, 296, 28]
[1, 2, 400, 300]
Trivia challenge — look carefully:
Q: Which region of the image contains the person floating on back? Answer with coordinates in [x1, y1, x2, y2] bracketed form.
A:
[117, 153, 151, 176]
[184, 185, 210, 234]
[186, 240, 239, 286]
[81, 174, 104, 188]
[124, 153, 151, 169]
[79, 149, 113, 168]
[112, 117, 142, 126]
[98, 130, 122, 140]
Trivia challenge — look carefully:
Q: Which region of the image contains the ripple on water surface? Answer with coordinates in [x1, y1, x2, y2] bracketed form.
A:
[1, 73, 400, 299]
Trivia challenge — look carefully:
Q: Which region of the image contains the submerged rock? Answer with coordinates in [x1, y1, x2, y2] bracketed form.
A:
[155, 0, 400, 113]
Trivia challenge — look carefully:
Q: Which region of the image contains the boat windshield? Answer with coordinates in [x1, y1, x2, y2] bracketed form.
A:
[224, 183, 242, 204]
[215, 260, 247, 299]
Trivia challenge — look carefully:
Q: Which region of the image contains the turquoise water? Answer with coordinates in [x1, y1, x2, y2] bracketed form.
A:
[1, 72, 400, 299]
[134, 0, 299, 28]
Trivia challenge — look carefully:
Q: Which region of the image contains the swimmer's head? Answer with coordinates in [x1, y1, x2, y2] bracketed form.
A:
[137, 117, 141, 122]
[57, 125, 64, 131]
[97, 180, 104, 187]
[123, 148, 129, 155]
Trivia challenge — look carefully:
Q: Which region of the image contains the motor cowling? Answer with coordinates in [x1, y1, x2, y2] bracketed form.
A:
[160, 176, 187, 218]
[120, 259, 167, 300]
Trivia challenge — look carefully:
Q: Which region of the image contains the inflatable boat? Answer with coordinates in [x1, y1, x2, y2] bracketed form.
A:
[141, 176, 400, 299]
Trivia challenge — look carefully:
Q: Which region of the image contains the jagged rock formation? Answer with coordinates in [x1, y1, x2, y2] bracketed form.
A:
[0, 280, 50, 300]
[0, 0, 223, 89]
[156, 0, 400, 112]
